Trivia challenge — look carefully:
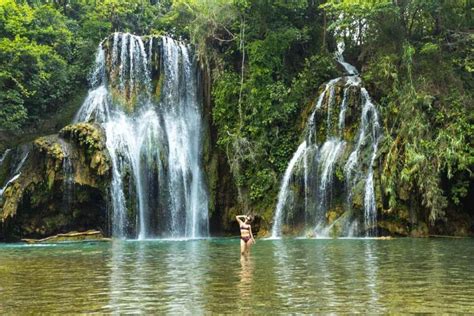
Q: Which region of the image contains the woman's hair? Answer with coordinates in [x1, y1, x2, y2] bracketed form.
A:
[246, 214, 254, 223]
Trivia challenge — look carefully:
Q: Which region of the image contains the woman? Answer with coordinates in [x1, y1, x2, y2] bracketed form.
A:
[236, 214, 255, 256]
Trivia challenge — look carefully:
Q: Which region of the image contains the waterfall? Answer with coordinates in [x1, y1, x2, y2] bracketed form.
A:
[74, 33, 209, 239]
[0, 149, 11, 166]
[335, 41, 358, 76]
[344, 88, 381, 236]
[361, 89, 381, 236]
[271, 41, 381, 237]
[59, 140, 74, 213]
[0, 147, 29, 199]
[271, 142, 307, 238]
[315, 138, 346, 230]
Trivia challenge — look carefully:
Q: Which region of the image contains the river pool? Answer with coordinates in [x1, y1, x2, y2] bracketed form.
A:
[0, 238, 473, 313]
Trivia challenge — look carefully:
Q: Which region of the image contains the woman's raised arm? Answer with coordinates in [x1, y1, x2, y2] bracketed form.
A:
[236, 215, 246, 225]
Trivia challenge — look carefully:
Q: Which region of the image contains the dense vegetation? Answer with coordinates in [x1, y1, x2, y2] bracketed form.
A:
[0, 0, 472, 234]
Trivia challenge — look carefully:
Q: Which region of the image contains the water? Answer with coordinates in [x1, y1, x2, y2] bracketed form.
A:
[271, 42, 381, 237]
[0, 147, 29, 199]
[335, 41, 358, 75]
[0, 149, 11, 166]
[74, 33, 208, 239]
[0, 238, 473, 313]
[0, 174, 21, 198]
[318, 139, 345, 202]
[271, 142, 307, 238]
[345, 88, 381, 236]
[59, 140, 74, 213]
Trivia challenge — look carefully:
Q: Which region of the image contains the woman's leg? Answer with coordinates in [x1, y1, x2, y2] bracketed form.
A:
[245, 240, 252, 255]
[240, 239, 246, 255]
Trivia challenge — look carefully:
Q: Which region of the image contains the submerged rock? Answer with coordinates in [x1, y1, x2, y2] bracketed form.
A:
[22, 230, 110, 244]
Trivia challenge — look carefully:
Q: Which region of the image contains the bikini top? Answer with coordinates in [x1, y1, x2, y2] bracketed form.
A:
[240, 225, 250, 230]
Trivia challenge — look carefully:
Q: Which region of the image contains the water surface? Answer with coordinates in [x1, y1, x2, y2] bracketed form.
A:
[0, 238, 473, 313]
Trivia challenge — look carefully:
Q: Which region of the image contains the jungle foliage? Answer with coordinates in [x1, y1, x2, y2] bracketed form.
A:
[0, 0, 472, 228]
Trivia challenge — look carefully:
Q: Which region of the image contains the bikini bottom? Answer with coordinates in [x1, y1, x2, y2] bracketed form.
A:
[241, 236, 251, 243]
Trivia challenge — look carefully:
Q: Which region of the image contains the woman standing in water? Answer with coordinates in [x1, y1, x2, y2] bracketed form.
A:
[236, 215, 255, 256]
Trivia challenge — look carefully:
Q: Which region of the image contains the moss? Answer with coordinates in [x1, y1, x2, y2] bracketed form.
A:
[397, 206, 410, 221]
[378, 220, 409, 236]
[300, 98, 317, 131]
[334, 165, 345, 182]
[207, 154, 219, 217]
[2, 182, 24, 220]
[60, 123, 110, 177]
[343, 86, 362, 142]
[110, 86, 140, 113]
[410, 222, 429, 237]
[0, 150, 12, 185]
[33, 136, 68, 190]
[1, 168, 44, 221]
[281, 222, 306, 236]
[34, 137, 65, 161]
[153, 74, 164, 102]
[325, 205, 349, 237]
[259, 203, 276, 232]
[1, 136, 70, 220]
[1, 124, 110, 239]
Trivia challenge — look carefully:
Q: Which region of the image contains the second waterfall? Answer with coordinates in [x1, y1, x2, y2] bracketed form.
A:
[75, 33, 209, 239]
[271, 43, 382, 238]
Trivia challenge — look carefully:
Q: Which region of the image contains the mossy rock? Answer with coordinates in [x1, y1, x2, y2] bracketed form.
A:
[34, 136, 65, 187]
[1, 126, 110, 240]
[60, 123, 110, 177]
[410, 222, 429, 237]
[378, 220, 409, 236]
[60, 123, 105, 153]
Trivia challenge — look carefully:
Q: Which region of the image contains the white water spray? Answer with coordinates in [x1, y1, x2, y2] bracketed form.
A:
[75, 33, 209, 239]
[271, 41, 381, 237]
[0, 148, 29, 199]
[271, 141, 307, 238]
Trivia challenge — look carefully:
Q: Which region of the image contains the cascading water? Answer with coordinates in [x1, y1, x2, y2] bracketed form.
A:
[59, 140, 74, 213]
[75, 33, 209, 239]
[0, 147, 29, 199]
[335, 41, 358, 76]
[271, 41, 381, 237]
[271, 142, 307, 238]
[0, 149, 11, 166]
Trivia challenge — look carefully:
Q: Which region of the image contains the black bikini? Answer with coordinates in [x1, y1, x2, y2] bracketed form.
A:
[241, 236, 251, 243]
[240, 226, 251, 243]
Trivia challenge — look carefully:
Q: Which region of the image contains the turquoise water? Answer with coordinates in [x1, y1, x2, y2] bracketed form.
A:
[0, 238, 473, 313]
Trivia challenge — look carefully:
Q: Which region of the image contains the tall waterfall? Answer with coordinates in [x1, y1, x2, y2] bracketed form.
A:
[75, 33, 209, 239]
[271, 42, 381, 238]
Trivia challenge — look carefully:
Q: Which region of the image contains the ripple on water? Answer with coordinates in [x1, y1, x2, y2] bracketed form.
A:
[0, 238, 473, 313]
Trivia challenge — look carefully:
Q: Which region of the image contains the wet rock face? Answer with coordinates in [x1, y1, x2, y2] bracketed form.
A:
[60, 123, 110, 181]
[272, 74, 383, 238]
[0, 123, 110, 241]
[1, 33, 214, 240]
[310, 77, 362, 145]
[74, 33, 210, 239]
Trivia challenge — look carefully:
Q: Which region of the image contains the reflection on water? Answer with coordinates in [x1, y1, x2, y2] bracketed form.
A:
[364, 242, 379, 309]
[107, 241, 126, 313]
[238, 254, 254, 303]
[273, 240, 292, 308]
[0, 238, 473, 313]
